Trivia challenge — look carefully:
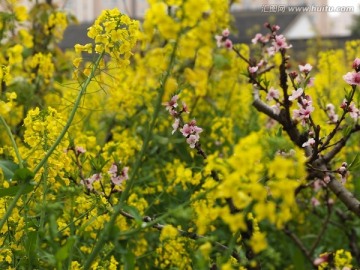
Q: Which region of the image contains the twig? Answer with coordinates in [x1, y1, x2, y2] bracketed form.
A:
[258, 64, 275, 75]
[323, 124, 360, 162]
[309, 190, 332, 255]
[279, 50, 291, 124]
[319, 85, 357, 152]
[252, 87, 282, 122]
[250, 75, 360, 217]
[294, 180, 316, 196]
[118, 209, 242, 262]
[283, 227, 314, 266]
[232, 47, 250, 64]
[335, 209, 360, 265]
[252, 86, 309, 151]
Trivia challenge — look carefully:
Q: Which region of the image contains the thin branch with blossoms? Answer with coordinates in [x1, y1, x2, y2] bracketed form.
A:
[66, 145, 129, 201]
[318, 85, 357, 154]
[117, 209, 242, 262]
[67, 146, 243, 263]
[163, 94, 263, 267]
[66, 144, 243, 262]
[163, 95, 206, 154]
[323, 124, 360, 162]
[219, 23, 360, 218]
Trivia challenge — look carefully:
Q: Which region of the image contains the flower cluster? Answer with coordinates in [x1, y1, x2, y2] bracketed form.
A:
[28, 52, 55, 84]
[341, 98, 360, 120]
[81, 173, 102, 191]
[3, 1, 360, 268]
[299, 63, 312, 74]
[0, 92, 17, 116]
[343, 58, 360, 86]
[325, 103, 339, 123]
[251, 33, 269, 44]
[266, 87, 279, 101]
[163, 95, 203, 148]
[74, 8, 139, 68]
[289, 63, 314, 88]
[89, 9, 139, 55]
[292, 93, 314, 126]
[80, 163, 129, 191]
[215, 28, 233, 49]
[180, 120, 203, 148]
[252, 23, 292, 56]
[108, 163, 129, 185]
[23, 107, 66, 150]
[314, 249, 352, 269]
[155, 225, 192, 269]
[302, 137, 315, 148]
[271, 34, 292, 53]
[45, 11, 68, 40]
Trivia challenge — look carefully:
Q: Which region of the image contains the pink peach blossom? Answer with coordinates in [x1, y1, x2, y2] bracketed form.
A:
[299, 63, 312, 73]
[288, 88, 303, 101]
[343, 71, 360, 85]
[266, 87, 279, 101]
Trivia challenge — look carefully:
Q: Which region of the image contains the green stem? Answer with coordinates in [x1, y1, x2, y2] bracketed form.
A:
[0, 52, 104, 233]
[119, 41, 178, 205]
[33, 52, 104, 175]
[39, 161, 48, 232]
[0, 116, 23, 168]
[0, 184, 27, 231]
[84, 40, 179, 269]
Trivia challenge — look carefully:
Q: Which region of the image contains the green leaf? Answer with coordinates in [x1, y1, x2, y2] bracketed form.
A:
[0, 184, 34, 198]
[153, 134, 169, 145]
[55, 236, 76, 262]
[213, 54, 231, 69]
[344, 88, 350, 100]
[263, 79, 270, 89]
[0, 160, 19, 180]
[124, 251, 135, 270]
[13, 167, 34, 183]
[49, 214, 59, 239]
[348, 154, 360, 170]
[172, 206, 192, 219]
[122, 205, 142, 224]
[342, 125, 352, 137]
[293, 248, 306, 270]
[25, 230, 38, 264]
[276, 127, 283, 137]
[89, 155, 109, 172]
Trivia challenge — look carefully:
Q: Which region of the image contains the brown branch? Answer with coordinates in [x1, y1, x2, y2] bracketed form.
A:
[258, 64, 275, 75]
[251, 82, 360, 217]
[323, 124, 360, 162]
[283, 227, 314, 267]
[312, 159, 360, 217]
[335, 209, 360, 265]
[309, 191, 332, 255]
[252, 88, 282, 123]
[195, 142, 207, 159]
[319, 85, 357, 152]
[294, 180, 316, 196]
[349, 228, 360, 265]
[252, 86, 308, 150]
[279, 50, 292, 125]
[232, 47, 250, 65]
[328, 178, 360, 216]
